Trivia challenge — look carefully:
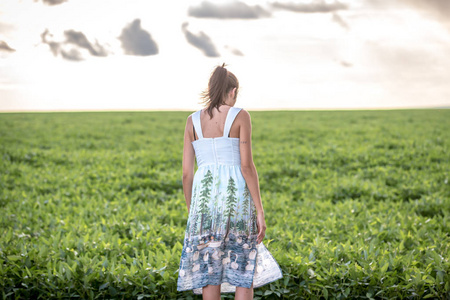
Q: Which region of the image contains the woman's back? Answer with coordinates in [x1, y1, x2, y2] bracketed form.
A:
[191, 106, 243, 168]
[197, 105, 241, 139]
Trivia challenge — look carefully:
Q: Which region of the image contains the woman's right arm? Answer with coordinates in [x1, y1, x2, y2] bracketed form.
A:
[182, 115, 195, 213]
[239, 109, 266, 244]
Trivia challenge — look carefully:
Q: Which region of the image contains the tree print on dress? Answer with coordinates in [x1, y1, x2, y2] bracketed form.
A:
[198, 169, 213, 236]
[250, 200, 257, 235]
[224, 176, 238, 239]
[210, 174, 221, 235]
[188, 185, 199, 239]
[243, 183, 252, 236]
[235, 211, 245, 234]
[214, 195, 226, 235]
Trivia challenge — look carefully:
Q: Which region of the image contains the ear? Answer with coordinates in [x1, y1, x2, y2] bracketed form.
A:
[230, 87, 236, 98]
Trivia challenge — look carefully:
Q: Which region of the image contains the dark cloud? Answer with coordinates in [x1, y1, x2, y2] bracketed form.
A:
[0, 40, 15, 52]
[270, 1, 348, 13]
[188, 1, 271, 19]
[332, 13, 349, 30]
[40, 29, 109, 61]
[181, 22, 220, 57]
[64, 30, 108, 57]
[118, 19, 159, 56]
[37, 0, 68, 5]
[40, 29, 61, 56]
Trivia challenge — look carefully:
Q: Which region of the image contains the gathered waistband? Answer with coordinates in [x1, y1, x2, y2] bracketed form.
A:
[198, 163, 241, 168]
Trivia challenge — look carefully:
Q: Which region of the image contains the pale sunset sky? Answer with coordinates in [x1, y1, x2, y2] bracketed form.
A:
[0, 0, 449, 111]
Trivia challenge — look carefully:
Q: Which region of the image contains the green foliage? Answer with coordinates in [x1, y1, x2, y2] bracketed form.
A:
[0, 109, 449, 299]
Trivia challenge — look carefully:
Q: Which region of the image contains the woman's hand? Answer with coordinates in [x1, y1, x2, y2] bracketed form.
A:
[256, 212, 266, 244]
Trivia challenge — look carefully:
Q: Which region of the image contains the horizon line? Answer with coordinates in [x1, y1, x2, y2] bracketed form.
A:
[0, 104, 449, 114]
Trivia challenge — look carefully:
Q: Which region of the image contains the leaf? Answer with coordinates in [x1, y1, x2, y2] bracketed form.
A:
[7, 255, 21, 261]
[25, 267, 32, 278]
[380, 262, 389, 273]
[108, 286, 117, 296]
[283, 276, 289, 286]
[344, 287, 350, 297]
[99, 282, 109, 290]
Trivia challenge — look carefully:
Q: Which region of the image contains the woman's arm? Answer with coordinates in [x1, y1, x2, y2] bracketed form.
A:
[238, 109, 266, 244]
[182, 115, 195, 213]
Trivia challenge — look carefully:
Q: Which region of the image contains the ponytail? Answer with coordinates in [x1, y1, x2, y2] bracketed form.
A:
[200, 63, 239, 119]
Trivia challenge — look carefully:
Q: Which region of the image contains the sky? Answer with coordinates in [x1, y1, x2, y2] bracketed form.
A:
[0, 0, 449, 111]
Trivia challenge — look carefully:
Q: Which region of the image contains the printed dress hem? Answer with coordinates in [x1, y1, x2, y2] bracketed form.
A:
[190, 271, 284, 295]
[177, 241, 283, 295]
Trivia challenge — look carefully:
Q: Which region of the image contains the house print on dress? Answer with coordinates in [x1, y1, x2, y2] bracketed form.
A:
[177, 106, 283, 295]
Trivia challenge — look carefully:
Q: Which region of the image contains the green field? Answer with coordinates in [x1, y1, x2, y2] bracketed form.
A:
[0, 109, 449, 299]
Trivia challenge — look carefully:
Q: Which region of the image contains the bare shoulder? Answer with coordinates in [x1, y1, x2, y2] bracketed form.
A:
[186, 113, 193, 124]
[236, 108, 251, 123]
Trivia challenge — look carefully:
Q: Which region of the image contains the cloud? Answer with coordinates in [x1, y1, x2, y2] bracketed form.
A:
[225, 45, 244, 56]
[361, 0, 450, 32]
[118, 19, 159, 56]
[401, 0, 450, 23]
[365, 0, 449, 23]
[332, 12, 349, 30]
[0, 22, 15, 34]
[36, 0, 68, 5]
[230, 48, 244, 56]
[40, 29, 62, 56]
[64, 30, 108, 57]
[270, 1, 348, 13]
[181, 22, 220, 57]
[40, 29, 109, 61]
[0, 41, 15, 52]
[188, 1, 271, 19]
[60, 48, 83, 61]
[339, 60, 352, 67]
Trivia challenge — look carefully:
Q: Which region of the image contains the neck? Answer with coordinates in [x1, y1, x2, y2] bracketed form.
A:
[223, 98, 234, 106]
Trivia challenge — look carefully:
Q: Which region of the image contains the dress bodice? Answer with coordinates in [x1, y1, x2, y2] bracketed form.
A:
[191, 106, 243, 168]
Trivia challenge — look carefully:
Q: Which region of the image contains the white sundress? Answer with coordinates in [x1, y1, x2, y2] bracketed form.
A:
[176, 106, 283, 295]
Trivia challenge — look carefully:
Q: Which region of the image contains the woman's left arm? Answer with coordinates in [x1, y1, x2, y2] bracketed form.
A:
[182, 115, 195, 213]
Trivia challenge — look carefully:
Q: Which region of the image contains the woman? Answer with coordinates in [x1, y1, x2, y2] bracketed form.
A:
[177, 63, 283, 299]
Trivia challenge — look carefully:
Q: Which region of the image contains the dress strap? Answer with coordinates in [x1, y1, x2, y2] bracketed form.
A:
[223, 107, 243, 137]
[192, 109, 203, 139]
